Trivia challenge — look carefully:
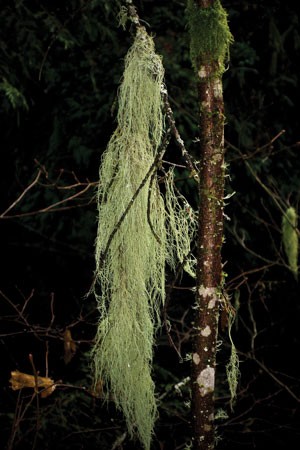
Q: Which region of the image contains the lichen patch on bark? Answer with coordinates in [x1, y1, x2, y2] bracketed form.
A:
[213, 78, 223, 99]
[193, 353, 201, 365]
[198, 285, 218, 309]
[198, 285, 216, 298]
[208, 298, 216, 309]
[197, 367, 215, 396]
[198, 66, 207, 78]
[200, 325, 211, 337]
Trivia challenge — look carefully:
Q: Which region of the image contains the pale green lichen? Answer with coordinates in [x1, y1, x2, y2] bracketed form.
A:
[215, 408, 228, 420]
[225, 310, 239, 410]
[91, 29, 165, 450]
[282, 206, 298, 280]
[165, 167, 197, 278]
[117, 5, 128, 30]
[91, 27, 196, 450]
[185, 0, 234, 75]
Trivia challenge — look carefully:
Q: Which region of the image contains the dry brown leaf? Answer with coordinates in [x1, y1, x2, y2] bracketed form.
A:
[63, 328, 77, 364]
[9, 370, 56, 398]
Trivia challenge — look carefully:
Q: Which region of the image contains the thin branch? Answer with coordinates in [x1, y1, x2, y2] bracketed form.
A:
[161, 85, 198, 176]
[0, 170, 42, 218]
[254, 357, 300, 404]
[29, 354, 40, 450]
[225, 129, 286, 162]
[226, 263, 276, 291]
[0, 290, 43, 341]
[39, 184, 92, 212]
[1, 201, 93, 219]
[162, 160, 187, 169]
[147, 171, 162, 244]
[46, 293, 55, 334]
[229, 221, 281, 265]
[237, 350, 300, 405]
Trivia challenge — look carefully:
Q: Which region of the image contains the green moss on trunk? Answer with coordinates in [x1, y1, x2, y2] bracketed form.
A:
[186, 0, 233, 75]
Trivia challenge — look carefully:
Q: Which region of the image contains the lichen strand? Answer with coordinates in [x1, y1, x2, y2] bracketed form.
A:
[282, 206, 298, 280]
[186, 0, 233, 76]
[226, 311, 240, 410]
[165, 167, 197, 278]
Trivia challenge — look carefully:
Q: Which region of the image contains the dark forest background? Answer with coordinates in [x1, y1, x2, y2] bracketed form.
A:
[1, 1, 300, 449]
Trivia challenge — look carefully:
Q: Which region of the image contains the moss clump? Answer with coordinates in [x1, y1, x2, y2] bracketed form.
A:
[185, 0, 233, 74]
[282, 206, 298, 280]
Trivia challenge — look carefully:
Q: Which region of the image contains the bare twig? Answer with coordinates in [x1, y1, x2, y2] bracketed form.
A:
[225, 129, 286, 162]
[46, 292, 55, 334]
[0, 170, 42, 218]
[253, 357, 300, 404]
[226, 263, 275, 291]
[29, 354, 41, 450]
[162, 87, 198, 176]
[0, 290, 43, 341]
[147, 171, 162, 244]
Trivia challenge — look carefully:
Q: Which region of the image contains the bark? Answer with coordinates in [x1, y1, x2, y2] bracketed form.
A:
[191, 1, 226, 449]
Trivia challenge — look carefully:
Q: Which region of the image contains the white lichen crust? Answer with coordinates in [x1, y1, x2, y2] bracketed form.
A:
[198, 285, 218, 309]
[197, 367, 215, 397]
[200, 325, 211, 337]
[193, 353, 200, 365]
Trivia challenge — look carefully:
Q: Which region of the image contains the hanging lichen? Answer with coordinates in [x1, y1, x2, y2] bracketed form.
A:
[225, 310, 239, 411]
[165, 167, 197, 278]
[282, 206, 298, 280]
[90, 23, 197, 448]
[185, 0, 234, 75]
[91, 28, 165, 450]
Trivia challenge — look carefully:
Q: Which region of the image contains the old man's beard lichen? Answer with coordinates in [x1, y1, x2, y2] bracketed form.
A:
[91, 27, 196, 450]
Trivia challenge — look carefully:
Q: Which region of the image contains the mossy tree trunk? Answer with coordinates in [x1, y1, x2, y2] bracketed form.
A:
[186, 1, 232, 448]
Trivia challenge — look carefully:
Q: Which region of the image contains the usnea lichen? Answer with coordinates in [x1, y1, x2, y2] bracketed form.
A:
[282, 206, 298, 280]
[91, 28, 165, 450]
[225, 310, 240, 410]
[185, 0, 234, 75]
[165, 167, 197, 278]
[91, 26, 196, 450]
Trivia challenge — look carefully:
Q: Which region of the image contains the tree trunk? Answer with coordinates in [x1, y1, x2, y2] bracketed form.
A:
[187, 1, 232, 448]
